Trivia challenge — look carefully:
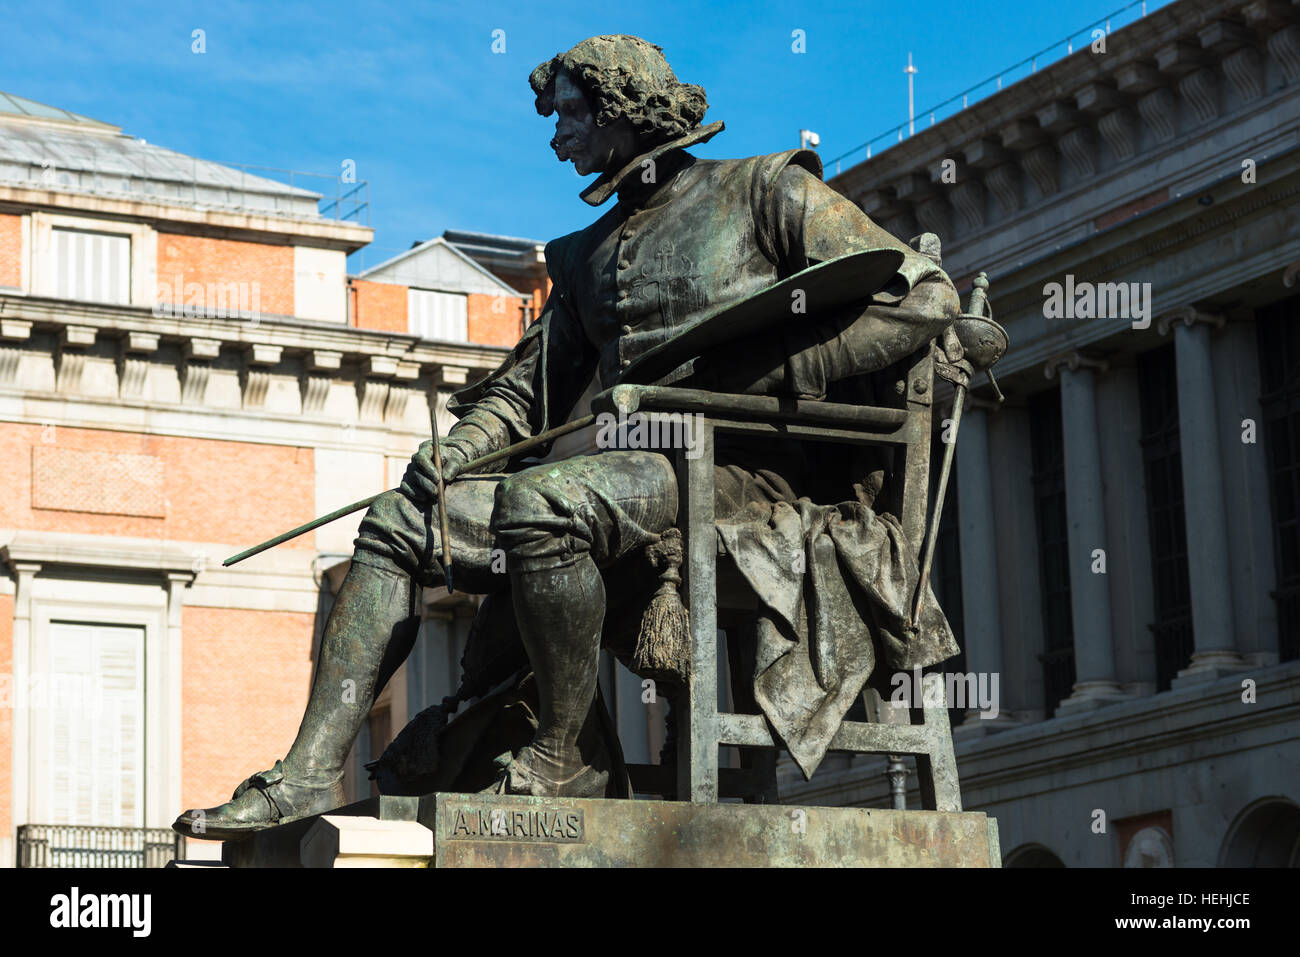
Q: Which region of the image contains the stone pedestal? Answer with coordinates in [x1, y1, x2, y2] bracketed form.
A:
[174, 793, 1002, 868]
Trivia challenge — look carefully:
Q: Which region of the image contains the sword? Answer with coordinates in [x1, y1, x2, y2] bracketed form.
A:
[911, 378, 964, 628]
[910, 274, 1007, 629]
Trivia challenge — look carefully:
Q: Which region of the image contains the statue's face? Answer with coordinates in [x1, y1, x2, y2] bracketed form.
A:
[550, 72, 639, 176]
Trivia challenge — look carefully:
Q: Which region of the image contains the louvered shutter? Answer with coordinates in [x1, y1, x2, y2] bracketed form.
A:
[46, 622, 145, 827]
[53, 227, 131, 304]
[407, 288, 468, 342]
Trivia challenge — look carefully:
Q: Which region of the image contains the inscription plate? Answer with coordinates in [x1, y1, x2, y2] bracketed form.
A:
[426, 793, 1001, 867]
[445, 805, 585, 843]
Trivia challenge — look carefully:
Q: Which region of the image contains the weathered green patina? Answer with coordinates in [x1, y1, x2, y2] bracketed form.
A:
[175, 34, 978, 845]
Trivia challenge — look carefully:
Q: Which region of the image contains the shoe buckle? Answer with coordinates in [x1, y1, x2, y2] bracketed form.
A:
[251, 761, 285, 789]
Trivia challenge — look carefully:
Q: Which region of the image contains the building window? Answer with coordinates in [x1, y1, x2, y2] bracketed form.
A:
[44, 621, 145, 827]
[1258, 296, 1300, 661]
[1137, 345, 1195, 688]
[408, 287, 468, 342]
[1029, 387, 1075, 717]
[53, 227, 131, 304]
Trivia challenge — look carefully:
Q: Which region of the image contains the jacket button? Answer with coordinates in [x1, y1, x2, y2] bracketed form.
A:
[621, 229, 633, 241]
[620, 324, 632, 335]
[617, 288, 628, 301]
[617, 259, 630, 270]
[621, 358, 631, 369]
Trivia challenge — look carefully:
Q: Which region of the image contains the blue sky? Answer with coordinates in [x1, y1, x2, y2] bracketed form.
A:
[2, 0, 1167, 271]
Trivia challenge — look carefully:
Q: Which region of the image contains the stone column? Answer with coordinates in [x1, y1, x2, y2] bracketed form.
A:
[162, 571, 194, 828]
[1160, 308, 1245, 682]
[954, 397, 1014, 728]
[1045, 353, 1126, 711]
[1, 558, 42, 837]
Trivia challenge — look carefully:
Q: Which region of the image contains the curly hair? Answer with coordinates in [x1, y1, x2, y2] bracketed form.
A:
[530, 35, 708, 143]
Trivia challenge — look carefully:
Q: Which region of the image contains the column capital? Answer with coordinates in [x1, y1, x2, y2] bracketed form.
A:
[185, 337, 222, 361]
[3, 558, 43, 580]
[365, 355, 399, 379]
[246, 343, 283, 366]
[124, 331, 161, 354]
[434, 365, 470, 387]
[309, 349, 343, 372]
[1283, 260, 1300, 288]
[1043, 351, 1108, 379]
[60, 325, 97, 347]
[0, 318, 32, 341]
[1156, 305, 1225, 335]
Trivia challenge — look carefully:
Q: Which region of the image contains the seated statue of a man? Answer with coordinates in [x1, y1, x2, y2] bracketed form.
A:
[174, 33, 961, 840]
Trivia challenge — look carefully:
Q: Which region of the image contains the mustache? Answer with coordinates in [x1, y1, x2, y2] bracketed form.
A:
[551, 133, 588, 161]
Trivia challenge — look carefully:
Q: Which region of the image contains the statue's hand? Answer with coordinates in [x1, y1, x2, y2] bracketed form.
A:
[399, 440, 466, 504]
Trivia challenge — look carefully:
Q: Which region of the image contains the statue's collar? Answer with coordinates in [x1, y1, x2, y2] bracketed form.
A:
[579, 120, 725, 207]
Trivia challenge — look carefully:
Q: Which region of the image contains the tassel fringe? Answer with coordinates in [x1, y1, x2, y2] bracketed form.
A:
[633, 528, 691, 684]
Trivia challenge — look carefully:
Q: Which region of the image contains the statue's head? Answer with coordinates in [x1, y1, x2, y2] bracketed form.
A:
[530, 35, 709, 176]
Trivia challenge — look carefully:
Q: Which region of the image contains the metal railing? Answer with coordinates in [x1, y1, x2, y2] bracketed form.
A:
[230, 163, 371, 224]
[17, 823, 182, 868]
[828, 0, 1159, 174]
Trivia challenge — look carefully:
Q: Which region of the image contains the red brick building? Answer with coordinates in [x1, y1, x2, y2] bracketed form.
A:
[0, 91, 530, 865]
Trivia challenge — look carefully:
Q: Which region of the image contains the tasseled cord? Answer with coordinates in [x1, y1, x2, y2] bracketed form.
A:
[633, 528, 692, 684]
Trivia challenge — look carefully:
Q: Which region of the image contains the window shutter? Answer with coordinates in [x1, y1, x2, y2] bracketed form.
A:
[407, 288, 468, 342]
[47, 622, 145, 827]
[53, 228, 131, 305]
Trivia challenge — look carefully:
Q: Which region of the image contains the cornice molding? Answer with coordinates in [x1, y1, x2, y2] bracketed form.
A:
[1, 530, 197, 583]
[831, 0, 1300, 265]
[0, 184, 372, 252]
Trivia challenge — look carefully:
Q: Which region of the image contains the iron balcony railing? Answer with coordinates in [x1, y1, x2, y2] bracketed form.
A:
[17, 823, 182, 868]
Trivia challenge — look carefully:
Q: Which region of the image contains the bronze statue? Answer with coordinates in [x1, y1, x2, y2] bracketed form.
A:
[174, 34, 964, 841]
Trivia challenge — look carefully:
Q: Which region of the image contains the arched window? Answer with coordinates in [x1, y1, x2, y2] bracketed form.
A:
[1219, 798, 1300, 867]
[1004, 843, 1066, 867]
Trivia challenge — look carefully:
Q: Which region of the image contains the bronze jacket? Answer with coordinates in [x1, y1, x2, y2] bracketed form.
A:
[447, 120, 947, 447]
